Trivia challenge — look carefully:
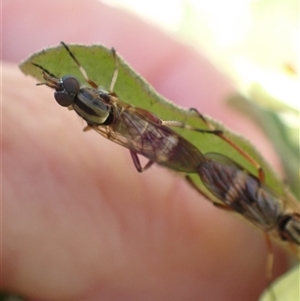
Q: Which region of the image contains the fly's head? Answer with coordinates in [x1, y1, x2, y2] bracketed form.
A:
[32, 62, 80, 108]
[53, 75, 80, 107]
[278, 212, 300, 247]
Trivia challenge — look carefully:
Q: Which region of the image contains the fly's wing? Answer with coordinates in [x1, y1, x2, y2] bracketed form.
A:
[90, 97, 205, 172]
[90, 107, 181, 163]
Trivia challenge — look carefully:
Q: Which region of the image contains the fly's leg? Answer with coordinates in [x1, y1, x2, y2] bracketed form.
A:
[83, 125, 154, 171]
[161, 120, 223, 136]
[265, 233, 274, 280]
[61, 42, 119, 94]
[190, 108, 265, 183]
[161, 112, 264, 182]
[264, 233, 277, 301]
[130, 150, 155, 172]
[109, 48, 119, 94]
[84, 125, 154, 172]
[60, 41, 99, 89]
[83, 125, 93, 132]
[32, 62, 59, 84]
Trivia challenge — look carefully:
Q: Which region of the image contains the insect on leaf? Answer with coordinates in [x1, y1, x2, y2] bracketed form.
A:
[19, 44, 297, 204]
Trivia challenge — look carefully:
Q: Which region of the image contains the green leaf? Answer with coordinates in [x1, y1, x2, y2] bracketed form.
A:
[19, 43, 297, 203]
[259, 264, 300, 301]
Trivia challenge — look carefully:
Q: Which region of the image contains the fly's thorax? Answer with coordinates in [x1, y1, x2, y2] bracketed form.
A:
[73, 87, 112, 125]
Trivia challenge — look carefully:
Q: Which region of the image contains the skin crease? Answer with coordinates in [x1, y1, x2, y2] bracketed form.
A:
[2, 0, 291, 301]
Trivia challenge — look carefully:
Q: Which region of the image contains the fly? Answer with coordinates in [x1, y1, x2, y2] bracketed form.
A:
[32, 43, 221, 174]
[188, 153, 300, 253]
[191, 152, 300, 301]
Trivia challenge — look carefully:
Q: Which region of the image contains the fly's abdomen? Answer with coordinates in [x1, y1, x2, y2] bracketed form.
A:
[160, 135, 206, 173]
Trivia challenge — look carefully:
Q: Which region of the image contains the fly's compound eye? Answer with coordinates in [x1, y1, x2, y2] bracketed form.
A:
[62, 75, 80, 94]
[54, 75, 80, 107]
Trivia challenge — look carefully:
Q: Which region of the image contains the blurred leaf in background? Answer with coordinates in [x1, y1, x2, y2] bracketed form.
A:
[259, 263, 300, 301]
